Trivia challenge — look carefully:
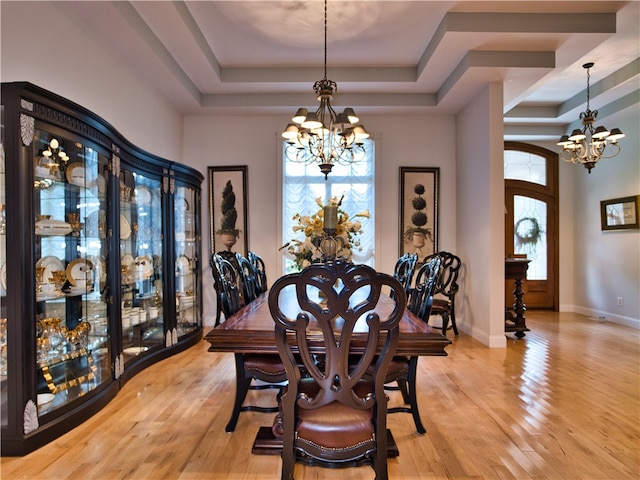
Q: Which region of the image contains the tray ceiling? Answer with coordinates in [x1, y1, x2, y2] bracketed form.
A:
[56, 1, 639, 140]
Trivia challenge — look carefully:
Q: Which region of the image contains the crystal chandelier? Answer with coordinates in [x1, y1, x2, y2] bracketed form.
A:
[282, 0, 369, 180]
[557, 62, 625, 173]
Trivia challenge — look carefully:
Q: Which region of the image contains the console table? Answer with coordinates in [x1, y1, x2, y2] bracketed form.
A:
[505, 258, 531, 338]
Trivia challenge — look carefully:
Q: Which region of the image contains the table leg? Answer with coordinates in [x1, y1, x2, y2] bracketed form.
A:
[512, 277, 527, 337]
[505, 277, 530, 338]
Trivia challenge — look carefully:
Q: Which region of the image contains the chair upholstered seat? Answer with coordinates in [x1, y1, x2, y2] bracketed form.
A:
[243, 354, 286, 378]
[363, 355, 409, 378]
[384, 356, 411, 377]
[431, 298, 451, 314]
[431, 298, 449, 308]
[294, 379, 375, 456]
[297, 403, 375, 454]
[271, 380, 375, 458]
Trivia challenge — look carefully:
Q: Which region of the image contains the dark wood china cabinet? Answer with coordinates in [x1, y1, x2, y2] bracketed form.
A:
[0, 82, 203, 455]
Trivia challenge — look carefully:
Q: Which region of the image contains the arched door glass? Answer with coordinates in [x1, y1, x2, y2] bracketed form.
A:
[504, 150, 547, 186]
[513, 195, 547, 280]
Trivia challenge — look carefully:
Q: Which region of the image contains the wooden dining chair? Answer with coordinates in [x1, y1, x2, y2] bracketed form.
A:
[210, 254, 287, 432]
[235, 252, 259, 304]
[269, 260, 406, 480]
[424, 251, 461, 335]
[385, 254, 442, 434]
[409, 255, 443, 323]
[247, 251, 268, 294]
[393, 252, 418, 299]
[224, 352, 288, 433]
[210, 254, 242, 326]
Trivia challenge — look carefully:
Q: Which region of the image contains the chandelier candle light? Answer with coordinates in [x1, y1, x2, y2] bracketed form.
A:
[324, 204, 338, 232]
[282, 0, 369, 180]
[320, 202, 342, 260]
[557, 62, 625, 173]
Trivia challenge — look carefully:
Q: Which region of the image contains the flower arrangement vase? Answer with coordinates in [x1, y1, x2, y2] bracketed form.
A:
[320, 235, 345, 261]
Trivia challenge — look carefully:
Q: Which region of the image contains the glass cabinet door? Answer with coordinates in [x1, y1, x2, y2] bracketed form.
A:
[174, 185, 200, 336]
[0, 111, 7, 427]
[119, 168, 164, 359]
[33, 129, 111, 415]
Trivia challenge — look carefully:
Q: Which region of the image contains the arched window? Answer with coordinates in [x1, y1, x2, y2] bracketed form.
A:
[282, 140, 375, 273]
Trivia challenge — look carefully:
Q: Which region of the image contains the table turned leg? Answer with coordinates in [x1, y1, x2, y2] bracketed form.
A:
[512, 277, 527, 338]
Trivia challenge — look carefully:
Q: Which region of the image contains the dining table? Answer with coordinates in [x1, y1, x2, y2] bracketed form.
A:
[203, 288, 452, 455]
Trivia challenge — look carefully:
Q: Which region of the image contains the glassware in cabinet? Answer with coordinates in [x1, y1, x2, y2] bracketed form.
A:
[119, 168, 164, 359]
[32, 129, 111, 416]
[174, 185, 200, 337]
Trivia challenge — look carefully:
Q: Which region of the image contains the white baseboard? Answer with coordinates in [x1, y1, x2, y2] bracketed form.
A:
[571, 306, 640, 330]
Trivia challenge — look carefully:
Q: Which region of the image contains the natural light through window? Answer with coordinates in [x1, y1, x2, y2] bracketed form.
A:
[282, 139, 375, 273]
[504, 150, 546, 186]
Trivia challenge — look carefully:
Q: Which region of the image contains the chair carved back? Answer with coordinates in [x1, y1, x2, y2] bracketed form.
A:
[425, 251, 461, 304]
[393, 253, 418, 297]
[247, 251, 268, 294]
[408, 255, 442, 323]
[209, 253, 222, 291]
[236, 253, 259, 304]
[211, 254, 243, 319]
[209, 254, 224, 326]
[268, 260, 406, 479]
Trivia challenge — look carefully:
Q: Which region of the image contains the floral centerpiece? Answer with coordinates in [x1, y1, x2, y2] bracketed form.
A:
[280, 196, 370, 271]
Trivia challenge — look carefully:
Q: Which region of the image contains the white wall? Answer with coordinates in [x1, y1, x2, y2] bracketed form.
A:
[182, 116, 283, 324]
[0, 2, 183, 160]
[364, 115, 457, 274]
[455, 83, 507, 347]
[571, 106, 640, 328]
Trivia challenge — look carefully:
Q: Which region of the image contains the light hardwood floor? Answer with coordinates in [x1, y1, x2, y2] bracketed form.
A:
[2, 311, 639, 479]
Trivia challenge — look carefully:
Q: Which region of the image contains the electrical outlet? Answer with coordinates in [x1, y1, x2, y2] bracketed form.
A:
[617, 297, 623, 306]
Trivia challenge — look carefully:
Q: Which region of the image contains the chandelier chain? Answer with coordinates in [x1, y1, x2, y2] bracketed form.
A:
[586, 65, 590, 110]
[281, 0, 369, 179]
[323, 0, 328, 80]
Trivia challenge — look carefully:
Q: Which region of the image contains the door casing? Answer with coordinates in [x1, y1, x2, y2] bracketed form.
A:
[504, 142, 559, 310]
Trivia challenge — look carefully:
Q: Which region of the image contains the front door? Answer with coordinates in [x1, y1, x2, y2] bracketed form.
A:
[504, 142, 559, 310]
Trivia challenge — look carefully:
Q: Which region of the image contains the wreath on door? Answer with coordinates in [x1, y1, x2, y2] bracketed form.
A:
[514, 217, 543, 248]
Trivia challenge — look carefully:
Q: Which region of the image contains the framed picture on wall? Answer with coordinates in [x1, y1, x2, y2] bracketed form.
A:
[600, 195, 640, 231]
[208, 166, 248, 256]
[400, 167, 439, 259]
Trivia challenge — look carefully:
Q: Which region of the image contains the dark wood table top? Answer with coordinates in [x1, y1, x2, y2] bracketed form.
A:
[505, 258, 531, 279]
[204, 290, 452, 357]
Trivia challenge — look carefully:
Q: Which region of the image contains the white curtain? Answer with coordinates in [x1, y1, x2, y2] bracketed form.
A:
[282, 139, 375, 272]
